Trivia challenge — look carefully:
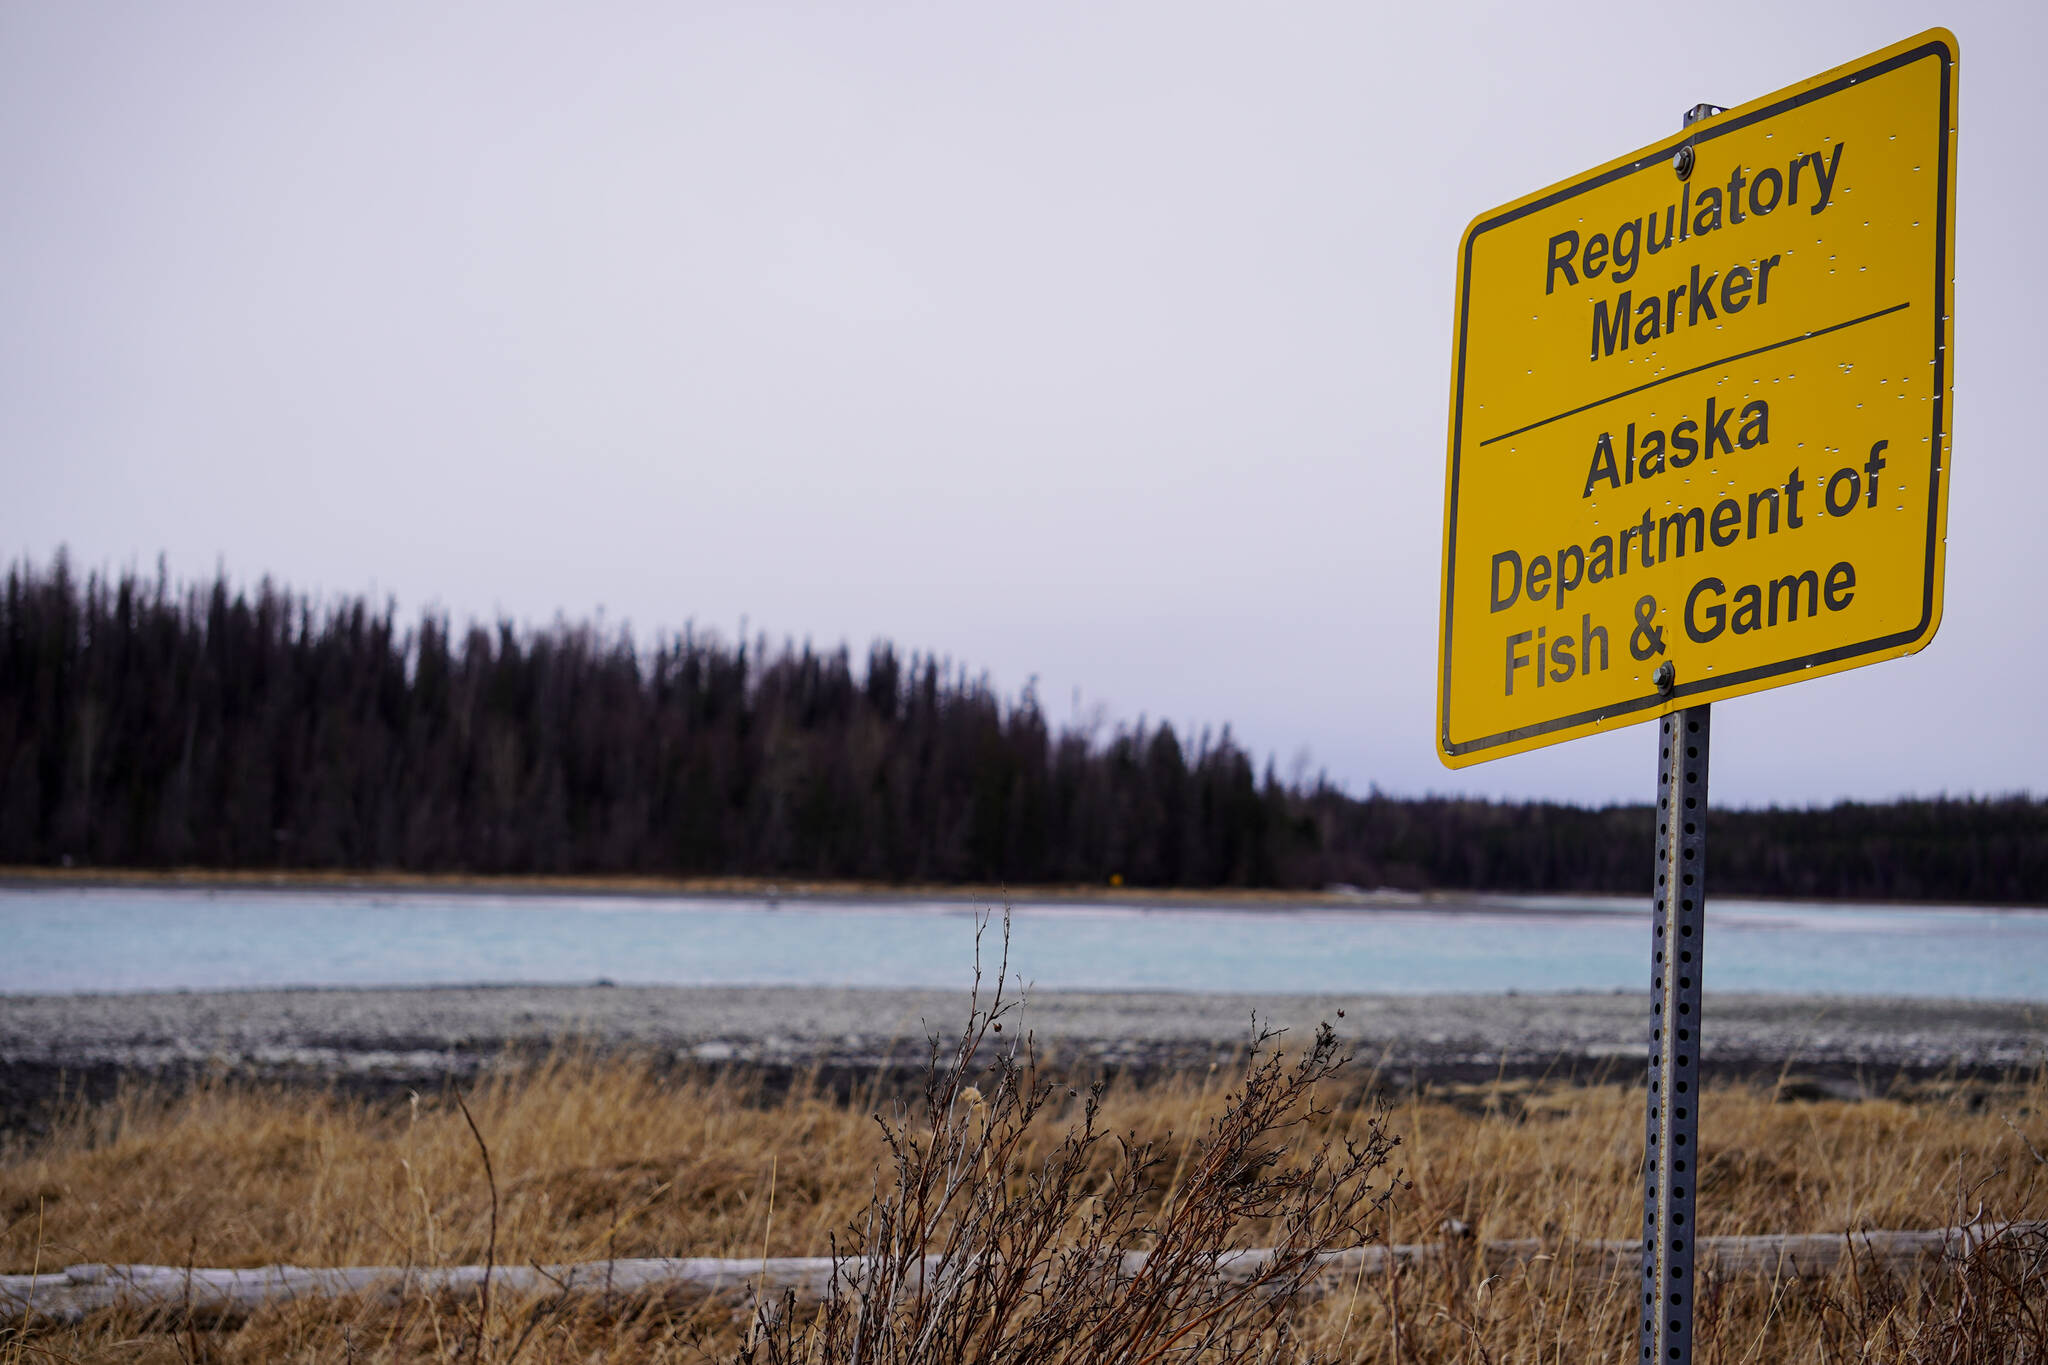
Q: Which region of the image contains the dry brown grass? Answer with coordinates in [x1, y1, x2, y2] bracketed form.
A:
[3, 1041, 2044, 1362]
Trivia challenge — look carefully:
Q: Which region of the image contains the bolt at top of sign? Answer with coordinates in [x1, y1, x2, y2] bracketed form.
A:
[1673, 104, 1725, 180]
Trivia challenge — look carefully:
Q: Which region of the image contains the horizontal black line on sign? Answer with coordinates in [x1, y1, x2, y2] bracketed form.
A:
[1479, 300, 1911, 448]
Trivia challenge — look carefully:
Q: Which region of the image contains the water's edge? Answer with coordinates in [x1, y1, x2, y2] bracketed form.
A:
[8, 885, 2047, 1000]
[3, 983, 2041, 1133]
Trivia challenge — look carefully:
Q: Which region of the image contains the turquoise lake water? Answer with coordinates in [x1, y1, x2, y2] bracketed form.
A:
[3, 886, 2044, 998]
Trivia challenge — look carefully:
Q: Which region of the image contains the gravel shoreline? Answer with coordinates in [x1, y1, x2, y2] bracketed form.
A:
[4, 985, 2041, 1129]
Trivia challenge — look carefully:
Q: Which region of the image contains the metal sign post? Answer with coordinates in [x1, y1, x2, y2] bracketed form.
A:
[1641, 103, 1721, 1365]
[1643, 705, 1709, 1364]
[1432, 34, 1958, 1361]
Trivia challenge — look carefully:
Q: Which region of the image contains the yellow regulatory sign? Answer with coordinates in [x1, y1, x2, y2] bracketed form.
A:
[1437, 30, 1958, 768]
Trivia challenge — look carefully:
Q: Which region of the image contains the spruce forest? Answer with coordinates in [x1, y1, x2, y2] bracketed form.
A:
[2, 555, 2040, 901]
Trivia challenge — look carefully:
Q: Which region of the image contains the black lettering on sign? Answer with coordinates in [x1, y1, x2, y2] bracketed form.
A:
[1584, 432, 1621, 497]
[1550, 631, 1576, 682]
[1825, 466, 1860, 515]
[1704, 398, 1734, 457]
[1720, 265, 1753, 314]
[1592, 291, 1631, 360]
[1634, 295, 1664, 346]
[1747, 487, 1780, 537]
[1490, 551, 1523, 612]
[1691, 186, 1724, 236]
[1731, 583, 1763, 634]
[1588, 536, 1615, 583]
[1709, 499, 1740, 547]
[1505, 630, 1533, 695]
[1641, 432, 1663, 485]
[1671, 418, 1699, 467]
[1659, 508, 1704, 560]
[1768, 569, 1819, 625]
[1647, 206, 1676, 255]
[1505, 614, 1611, 696]
[1808, 144, 1845, 214]
[1864, 441, 1888, 506]
[1750, 166, 1783, 215]
[1684, 560, 1857, 645]
[1612, 221, 1642, 283]
[1688, 265, 1718, 325]
[1824, 561, 1856, 610]
[1554, 544, 1586, 611]
[1581, 613, 1609, 673]
[1546, 231, 1580, 294]
[1757, 254, 1780, 303]
[1537, 145, 1843, 298]
[1581, 396, 1764, 498]
[1628, 595, 1665, 660]
[1738, 401, 1770, 448]
[1685, 578, 1728, 644]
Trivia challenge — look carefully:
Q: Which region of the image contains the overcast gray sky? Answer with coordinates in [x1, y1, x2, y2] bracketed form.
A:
[3, 1, 2040, 808]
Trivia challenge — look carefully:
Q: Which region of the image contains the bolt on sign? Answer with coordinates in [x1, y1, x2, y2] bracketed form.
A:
[1436, 30, 1958, 768]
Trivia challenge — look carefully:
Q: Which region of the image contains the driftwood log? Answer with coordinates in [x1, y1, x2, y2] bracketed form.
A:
[3, 1221, 2040, 1329]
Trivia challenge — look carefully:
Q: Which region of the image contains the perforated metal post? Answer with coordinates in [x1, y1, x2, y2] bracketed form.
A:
[1642, 705, 1709, 1365]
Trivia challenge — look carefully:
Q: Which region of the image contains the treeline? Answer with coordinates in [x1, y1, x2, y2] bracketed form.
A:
[1, 556, 2041, 901]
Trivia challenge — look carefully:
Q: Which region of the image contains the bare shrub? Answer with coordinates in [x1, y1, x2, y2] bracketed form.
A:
[1779, 1218, 2048, 1363]
[734, 915, 1403, 1365]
